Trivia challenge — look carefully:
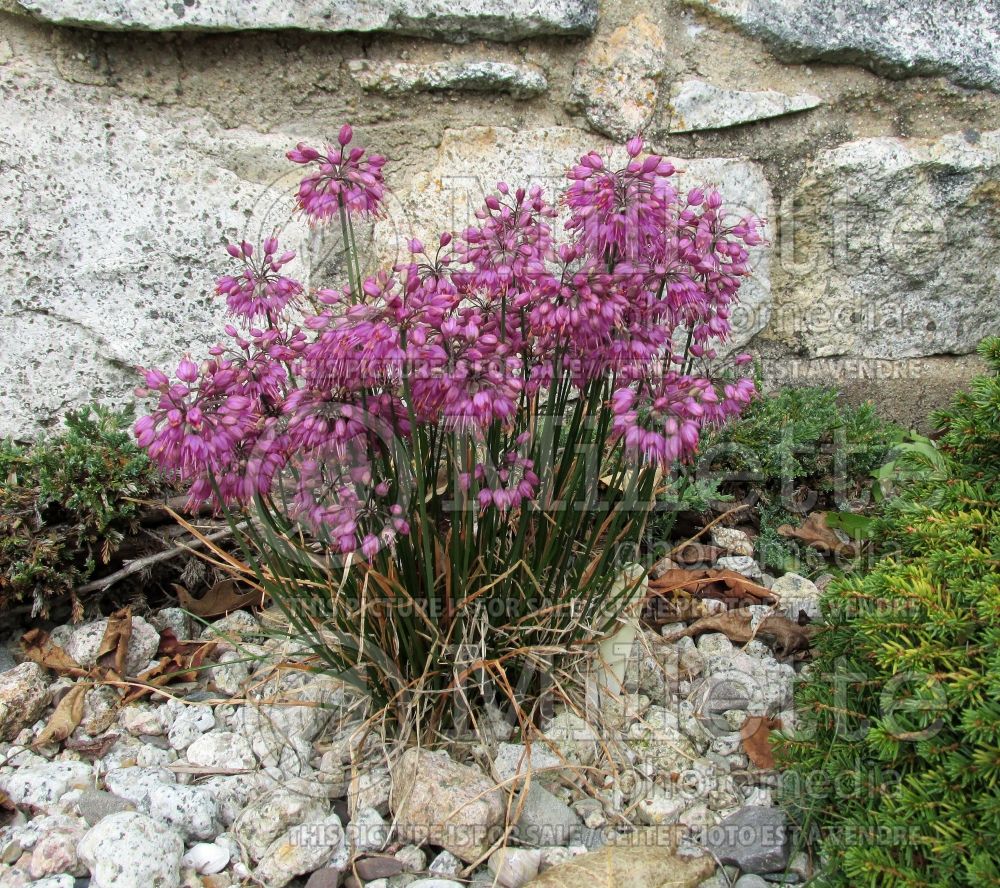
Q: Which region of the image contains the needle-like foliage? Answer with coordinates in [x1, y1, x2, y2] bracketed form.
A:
[777, 337, 1000, 887]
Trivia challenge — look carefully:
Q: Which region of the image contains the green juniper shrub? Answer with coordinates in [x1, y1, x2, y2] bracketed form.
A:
[696, 385, 903, 571]
[776, 337, 1000, 887]
[0, 406, 162, 619]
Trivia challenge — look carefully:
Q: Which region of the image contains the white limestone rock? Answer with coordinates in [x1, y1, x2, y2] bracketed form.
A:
[776, 130, 1000, 359]
[348, 59, 547, 98]
[185, 731, 256, 770]
[12, 0, 598, 41]
[667, 80, 821, 133]
[63, 617, 160, 676]
[77, 811, 184, 888]
[683, 0, 1000, 92]
[770, 572, 823, 621]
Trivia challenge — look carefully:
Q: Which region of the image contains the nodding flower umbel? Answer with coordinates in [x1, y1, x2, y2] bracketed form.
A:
[286, 126, 387, 222]
[215, 237, 302, 322]
[135, 128, 763, 558]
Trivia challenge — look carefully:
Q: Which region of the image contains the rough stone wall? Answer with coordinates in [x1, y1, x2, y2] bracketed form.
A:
[1, 0, 997, 437]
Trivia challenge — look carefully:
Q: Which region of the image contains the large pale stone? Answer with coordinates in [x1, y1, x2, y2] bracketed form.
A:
[12, 0, 598, 40]
[0, 68, 320, 438]
[253, 813, 345, 888]
[774, 129, 1000, 359]
[64, 617, 160, 676]
[666, 81, 822, 133]
[348, 60, 547, 98]
[390, 748, 505, 863]
[683, 0, 1000, 92]
[77, 811, 184, 888]
[233, 786, 330, 862]
[379, 125, 773, 352]
[0, 662, 50, 741]
[523, 840, 713, 887]
[570, 15, 667, 140]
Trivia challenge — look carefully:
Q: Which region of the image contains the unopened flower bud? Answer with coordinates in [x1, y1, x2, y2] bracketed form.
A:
[176, 357, 198, 383]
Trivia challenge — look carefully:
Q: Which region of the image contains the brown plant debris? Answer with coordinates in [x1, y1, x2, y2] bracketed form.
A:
[642, 568, 775, 628]
[777, 511, 859, 558]
[662, 609, 814, 657]
[740, 715, 783, 770]
[174, 579, 263, 618]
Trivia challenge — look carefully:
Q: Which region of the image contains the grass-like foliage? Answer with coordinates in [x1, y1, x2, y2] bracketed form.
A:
[134, 129, 764, 731]
[0, 406, 160, 619]
[777, 337, 1000, 886]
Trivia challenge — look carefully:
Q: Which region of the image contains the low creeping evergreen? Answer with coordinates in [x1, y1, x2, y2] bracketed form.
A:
[777, 337, 1000, 887]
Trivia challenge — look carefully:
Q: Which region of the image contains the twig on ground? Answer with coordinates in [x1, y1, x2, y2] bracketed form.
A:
[667, 503, 753, 559]
[75, 526, 237, 594]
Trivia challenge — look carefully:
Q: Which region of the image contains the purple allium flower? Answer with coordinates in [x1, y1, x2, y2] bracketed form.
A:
[136, 128, 764, 556]
[287, 129, 387, 222]
[215, 238, 303, 322]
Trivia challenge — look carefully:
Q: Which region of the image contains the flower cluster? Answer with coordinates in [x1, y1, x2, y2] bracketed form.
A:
[135, 131, 761, 559]
[287, 125, 387, 223]
[215, 238, 302, 323]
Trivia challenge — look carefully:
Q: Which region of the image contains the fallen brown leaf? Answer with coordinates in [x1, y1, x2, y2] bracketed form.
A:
[642, 595, 711, 625]
[122, 640, 216, 704]
[663, 609, 814, 657]
[64, 733, 120, 760]
[740, 715, 783, 769]
[21, 629, 89, 677]
[34, 683, 87, 746]
[643, 568, 775, 628]
[122, 656, 193, 704]
[777, 511, 859, 558]
[158, 629, 211, 657]
[175, 580, 262, 618]
[23, 622, 218, 714]
[648, 568, 775, 602]
[96, 607, 132, 677]
[672, 544, 725, 565]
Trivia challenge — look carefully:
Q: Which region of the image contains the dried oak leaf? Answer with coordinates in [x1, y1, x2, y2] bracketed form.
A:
[34, 682, 87, 747]
[96, 607, 133, 677]
[643, 569, 775, 628]
[21, 628, 89, 678]
[777, 512, 859, 558]
[64, 733, 120, 760]
[663, 609, 813, 657]
[740, 715, 783, 770]
[158, 628, 210, 657]
[122, 656, 192, 704]
[648, 568, 774, 602]
[672, 544, 726, 565]
[122, 641, 217, 705]
[174, 579, 262, 618]
[643, 595, 709, 626]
